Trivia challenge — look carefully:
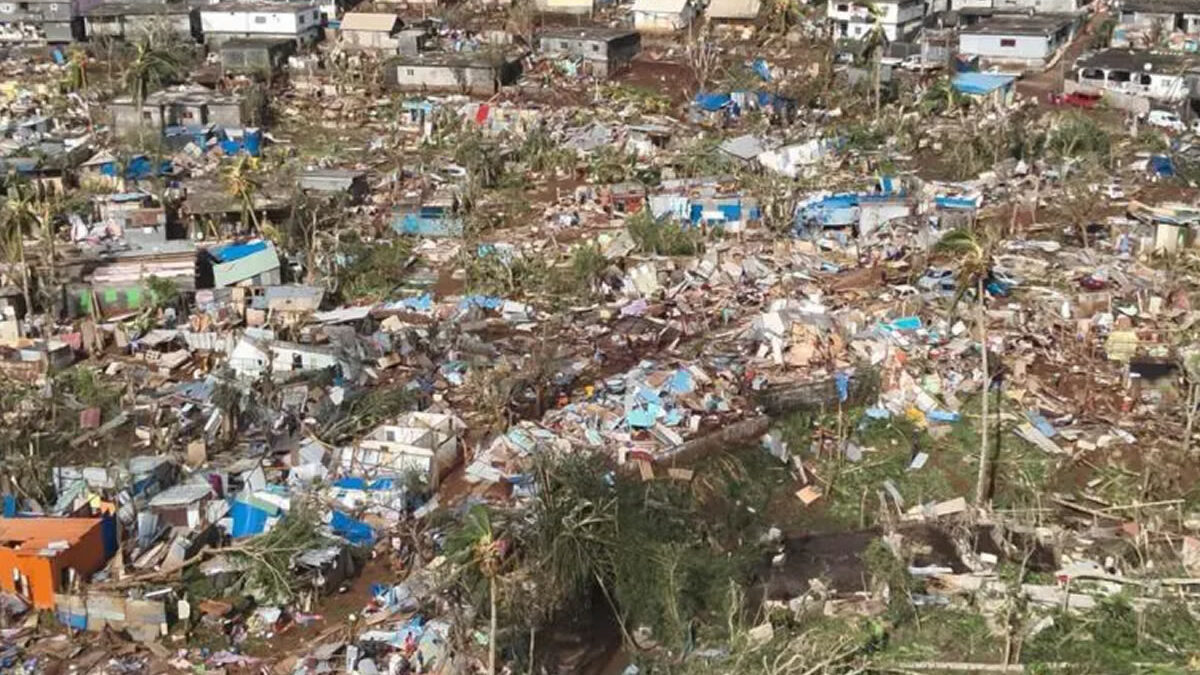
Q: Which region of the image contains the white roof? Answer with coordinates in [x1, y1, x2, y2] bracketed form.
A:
[706, 0, 760, 18]
[339, 12, 400, 31]
[631, 0, 690, 13]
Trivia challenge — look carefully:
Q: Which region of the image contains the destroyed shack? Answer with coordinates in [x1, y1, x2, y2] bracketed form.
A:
[108, 86, 260, 135]
[630, 0, 696, 32]
[705, 0, 761, 23]
[0, 0, 78, 42]
[0, 517, 113, 609]
[83, 2, 198, 42]
[338, 412, 461, 486]
[338, 12, 425, 54]
[219, 37, 296, 75]
[537, 27, 641, 78]
[385, 52, 523, 96]
[299, 168, 370, 201]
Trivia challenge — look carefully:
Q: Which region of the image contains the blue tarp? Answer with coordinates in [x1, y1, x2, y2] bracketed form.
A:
[230, 499, 275, 538]
[694, 92, 733, 111]
[752, 59, 771, 81]
[935, 195, 980, 210]
[458, 295, 503, 311]
[1150, 155, 1176, 176]
[953, 55, 980, 73]
[393, 209, 464, 237]
[951, 73, 1016, 96]
[211, 240, 268, 262]
[101, 514, 119, 557]
[330, 510, 375, 546]
[56, 606, 87, 630]
[333, 477, 397, 491]
[2, 495, 14, 517]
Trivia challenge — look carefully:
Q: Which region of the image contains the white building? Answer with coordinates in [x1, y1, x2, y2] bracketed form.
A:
[1074, 49, 1200, 104]
[827, 0, 924, 42]
[228, 335, 348, 380]
[199, 2, 323, 46]
[956, 0, 1090, 12]
[630, 0, 695, 33]
[339, 412, 463, 483]
[957, 14, 1076, 70]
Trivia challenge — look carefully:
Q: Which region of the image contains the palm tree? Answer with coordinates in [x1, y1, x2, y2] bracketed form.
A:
[935, 227, 996, 506]
[121, 40, 182, 121]
[222, 156, 262, 234]
[1, 185, 37, 318]
[447, 504, 505, 675]
[858, 2, 889, 119]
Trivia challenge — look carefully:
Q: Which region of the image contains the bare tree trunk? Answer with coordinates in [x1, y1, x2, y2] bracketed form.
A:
[1185, 383, 1198, 455]
[975, 276, 991, 506]
[488, 575, 498, 675]
[874, 58, 881, 120]
[18, 234, 30, 328]
[528, 626, 535, 675]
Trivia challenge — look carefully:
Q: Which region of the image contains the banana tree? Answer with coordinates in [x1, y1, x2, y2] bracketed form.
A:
[221, 156, 262, 235]
[121, 39, 182, 123]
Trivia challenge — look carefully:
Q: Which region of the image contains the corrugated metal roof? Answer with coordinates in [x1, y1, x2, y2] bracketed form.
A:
[706, 0, 760, 18]
[631, 0, 689, 13]
[0, 517, 103, 554]
[212, 244, 281, 287]
[339, 12, 400, 31]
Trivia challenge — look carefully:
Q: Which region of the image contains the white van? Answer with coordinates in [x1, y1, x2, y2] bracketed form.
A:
[1147, 110, 1186, 132]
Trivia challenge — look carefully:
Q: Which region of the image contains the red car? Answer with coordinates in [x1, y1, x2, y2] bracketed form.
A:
[1047, 92, 1102, 108]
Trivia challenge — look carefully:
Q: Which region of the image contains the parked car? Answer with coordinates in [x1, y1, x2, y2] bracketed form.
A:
[1047, 92, 1101, 108]
[901, 55, 942, 72]
[1146, 110, 1187, 132]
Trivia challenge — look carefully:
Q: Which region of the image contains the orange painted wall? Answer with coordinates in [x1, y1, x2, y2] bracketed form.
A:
[0, 519, 109, 609]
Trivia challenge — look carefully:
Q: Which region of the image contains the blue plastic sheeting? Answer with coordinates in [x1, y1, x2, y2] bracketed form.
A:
[393, 210, 464, 237]
[333, 477, 397, 491]
[951, 73, 1016, 96]
[1150, 155, 1176, 176]
[835, 372, 850, 402]
[458, 295, 503, 310]
[2, 495, 14, 517]
[211, 240, 268, 262]
[752, 59, 771, 81]
[694, 92, 733, 111]
[1026, 411, 1057, 438]
[935, 195, 980, 210]
[101, 514, 119, 557]
[668, 369, 694, 395]
[230, 499, 275, 538]
[928, 410, 961, 423]
[218, 128, 263, 157]
[954, 55, 980, 73]
[244, 128, 262, 155]
[56, 607, 87, 630]
[330, 510, 375, 546]
[887, 316, 922, 331]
